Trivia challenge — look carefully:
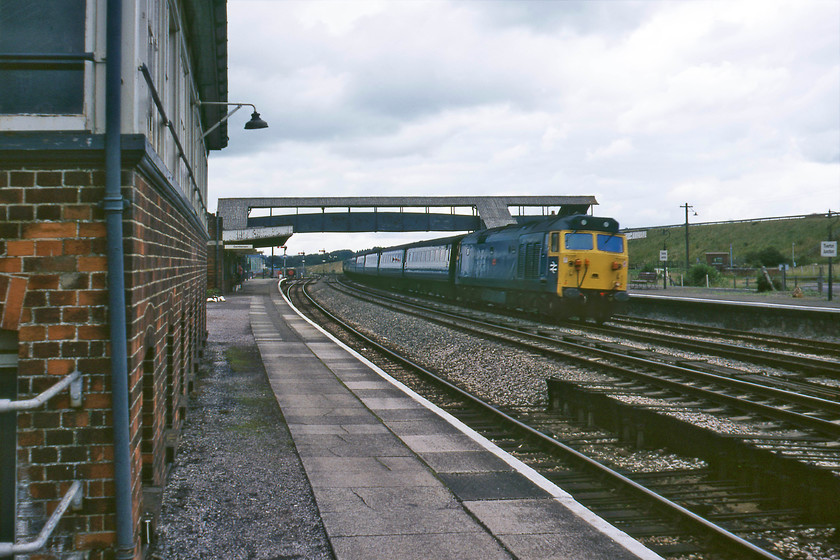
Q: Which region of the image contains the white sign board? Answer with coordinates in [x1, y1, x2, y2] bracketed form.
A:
[822, 241, 838, 258]
[659, 250, 668, 262]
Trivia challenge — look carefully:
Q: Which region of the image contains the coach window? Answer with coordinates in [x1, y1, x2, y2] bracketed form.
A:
[0, 0, 89, 116]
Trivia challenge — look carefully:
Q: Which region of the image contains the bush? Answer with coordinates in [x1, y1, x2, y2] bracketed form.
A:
[687, 263, 720, 286]
[744, 247, 787, 267]
[756, 271, 782, 292]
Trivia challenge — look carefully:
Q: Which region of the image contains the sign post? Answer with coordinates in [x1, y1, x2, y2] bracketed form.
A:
[659, 249, 668, 290]
[822, 241, 837, 301]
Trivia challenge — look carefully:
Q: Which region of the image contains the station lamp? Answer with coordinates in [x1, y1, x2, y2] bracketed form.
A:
[198, 101, 268, 138]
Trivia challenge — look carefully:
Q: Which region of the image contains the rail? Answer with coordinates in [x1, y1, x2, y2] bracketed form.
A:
[0, 372, 84, 556]
[0, 481, 82, 557]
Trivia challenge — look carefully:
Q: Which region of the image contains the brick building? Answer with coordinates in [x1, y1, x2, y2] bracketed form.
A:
[1, 1, 229, 558]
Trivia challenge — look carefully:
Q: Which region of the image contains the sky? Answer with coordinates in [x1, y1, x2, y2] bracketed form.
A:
[209, 0, 840, 255]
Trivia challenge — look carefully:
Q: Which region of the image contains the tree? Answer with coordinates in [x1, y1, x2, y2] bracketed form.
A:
[687, 263, 720, 286]
[744, 246, 787, 267]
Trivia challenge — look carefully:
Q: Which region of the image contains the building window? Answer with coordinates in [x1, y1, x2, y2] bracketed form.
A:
[0, 0, 87, 114]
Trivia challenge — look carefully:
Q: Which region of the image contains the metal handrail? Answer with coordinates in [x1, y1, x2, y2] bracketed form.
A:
[137, 63, 207, 215]
[0, 371, 82, 413]
[0, 481, 82, 557]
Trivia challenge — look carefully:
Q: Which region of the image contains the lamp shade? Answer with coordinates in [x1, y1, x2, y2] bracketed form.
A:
[245, 111, 268, 130]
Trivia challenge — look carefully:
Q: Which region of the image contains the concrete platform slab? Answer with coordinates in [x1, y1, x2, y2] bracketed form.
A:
[438, 472, 553, 501]
[465, 499, 642, 560]
[420, 450, 516, 473]
[330, 532, 513, 560]
[287, 423, 392, 436]
[400, 433, 487, 453]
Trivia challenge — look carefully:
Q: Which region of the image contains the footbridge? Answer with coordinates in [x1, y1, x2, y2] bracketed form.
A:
[215, 195, 597, 248]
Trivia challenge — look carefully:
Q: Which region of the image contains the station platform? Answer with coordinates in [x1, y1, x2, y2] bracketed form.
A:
[250, 282, 662, 560]
[628, 285, 840, 310]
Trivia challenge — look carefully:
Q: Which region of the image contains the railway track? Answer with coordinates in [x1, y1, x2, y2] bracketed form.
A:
[331, 279, 840, 438]
[610, 316, 840, 361]
[579, 318, 840, 382]
[286, 278, 840, 560]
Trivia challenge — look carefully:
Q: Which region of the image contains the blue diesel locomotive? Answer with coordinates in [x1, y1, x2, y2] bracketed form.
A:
[343, 214, 629, 321]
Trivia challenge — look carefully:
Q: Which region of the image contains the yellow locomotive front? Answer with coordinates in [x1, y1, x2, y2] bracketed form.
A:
[547, 218, 629, 321]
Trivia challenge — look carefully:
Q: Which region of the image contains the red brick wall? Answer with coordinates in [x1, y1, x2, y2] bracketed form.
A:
[0, 165, 207, 559]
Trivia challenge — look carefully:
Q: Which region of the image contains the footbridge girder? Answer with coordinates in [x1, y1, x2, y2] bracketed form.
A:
[216, 195, 597, 248]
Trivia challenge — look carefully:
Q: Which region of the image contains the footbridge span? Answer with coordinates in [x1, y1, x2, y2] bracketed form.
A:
[215, 195, 598, 248]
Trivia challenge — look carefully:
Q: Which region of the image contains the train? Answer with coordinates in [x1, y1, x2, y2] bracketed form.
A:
[343, 213, 629, 322]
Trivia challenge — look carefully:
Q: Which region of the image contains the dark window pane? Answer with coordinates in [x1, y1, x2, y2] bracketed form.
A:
[0, 68, 84, 113]
[0, 0, 85, 114]
[0, 0, 85, 52]
[550, 232, 559, 252]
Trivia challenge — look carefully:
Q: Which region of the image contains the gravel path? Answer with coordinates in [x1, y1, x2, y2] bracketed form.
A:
[149, 282, 333, 560]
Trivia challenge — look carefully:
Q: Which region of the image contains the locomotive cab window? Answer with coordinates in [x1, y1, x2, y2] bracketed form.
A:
[565, 233, 593, 251]
[597, 234, 624, 253]
[550, 232, 560, 253]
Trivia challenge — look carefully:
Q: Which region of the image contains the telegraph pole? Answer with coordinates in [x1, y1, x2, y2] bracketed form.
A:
[829, 210, 836, 301]
[681, 203, 694, 273]
[269, 207, 274, 277]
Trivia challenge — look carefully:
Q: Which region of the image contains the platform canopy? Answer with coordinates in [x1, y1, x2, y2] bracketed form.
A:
[216, 195, 597, 248]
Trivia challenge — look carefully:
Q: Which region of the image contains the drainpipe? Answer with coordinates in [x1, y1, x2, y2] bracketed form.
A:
[104, 0, 135, 558]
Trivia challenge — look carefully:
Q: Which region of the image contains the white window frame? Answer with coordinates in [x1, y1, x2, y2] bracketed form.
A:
[0, 0, 97, 131]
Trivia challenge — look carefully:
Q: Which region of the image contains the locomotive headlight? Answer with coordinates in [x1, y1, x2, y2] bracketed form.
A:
[611, 261, 622, 270]
[574, 258, 583, 270]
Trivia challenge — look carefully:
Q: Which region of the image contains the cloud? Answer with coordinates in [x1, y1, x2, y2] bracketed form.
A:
[586, 138, 634, 161]
[211, 0, 840, 254]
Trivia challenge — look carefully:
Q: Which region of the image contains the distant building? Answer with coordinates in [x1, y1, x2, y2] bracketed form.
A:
[1, 1, 228, 558]
[705, 252, 731, 269]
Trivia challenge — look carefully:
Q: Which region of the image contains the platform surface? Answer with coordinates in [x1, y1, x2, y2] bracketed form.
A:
[249, 284, 662, 560]
[629, 285, 840, 310]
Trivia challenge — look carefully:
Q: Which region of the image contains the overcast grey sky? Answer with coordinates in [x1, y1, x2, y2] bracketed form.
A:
[209, 0, 840, 254]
